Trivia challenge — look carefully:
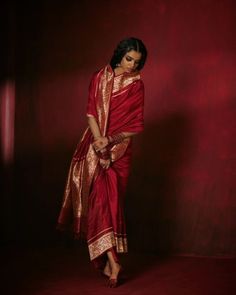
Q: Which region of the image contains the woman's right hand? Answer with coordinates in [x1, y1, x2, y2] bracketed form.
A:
[93, 136, 109, 151]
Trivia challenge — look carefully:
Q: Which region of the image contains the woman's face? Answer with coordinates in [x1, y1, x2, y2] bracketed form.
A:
[119, 50, 142, 73]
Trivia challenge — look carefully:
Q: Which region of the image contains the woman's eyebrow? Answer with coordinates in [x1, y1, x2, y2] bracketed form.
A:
[126, 54, 141, 62]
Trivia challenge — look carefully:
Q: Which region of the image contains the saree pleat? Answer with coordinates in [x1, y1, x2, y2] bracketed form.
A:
[87, 149, 131, 261]
[57, 65, 144, 266]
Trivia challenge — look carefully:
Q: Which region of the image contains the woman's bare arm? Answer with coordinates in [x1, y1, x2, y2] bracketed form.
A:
[87, 116, 101, 139]
[122, 132, 137, 138]
[93, 132, 138, 152]
[88, 115, 138, 152]
[87, 115, 111, 168]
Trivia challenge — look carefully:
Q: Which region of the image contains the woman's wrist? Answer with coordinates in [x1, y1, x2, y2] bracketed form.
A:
[107, 133, 125, 145]
[94, 135, 101, 140]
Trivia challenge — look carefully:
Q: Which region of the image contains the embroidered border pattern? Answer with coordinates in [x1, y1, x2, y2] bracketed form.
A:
[88, 231, 128, 260]
[113, 72, 140, 94]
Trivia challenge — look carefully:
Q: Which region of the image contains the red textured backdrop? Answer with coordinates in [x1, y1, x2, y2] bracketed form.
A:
[2, 0, 236, 257]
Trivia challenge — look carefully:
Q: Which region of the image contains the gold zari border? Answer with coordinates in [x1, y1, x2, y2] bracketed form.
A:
[112, 72, 140, 94]
[88, 231, 128, 261]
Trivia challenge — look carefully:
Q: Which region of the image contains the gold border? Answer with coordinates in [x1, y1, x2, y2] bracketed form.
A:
[113, 72, 140, 94]
[88, 230, 128, 261]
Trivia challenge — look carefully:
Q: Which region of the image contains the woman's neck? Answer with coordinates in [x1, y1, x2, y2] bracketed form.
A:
[114, 66, 125, 77]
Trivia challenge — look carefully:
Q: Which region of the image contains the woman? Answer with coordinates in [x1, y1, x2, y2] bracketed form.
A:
[57, 37, 147, 287]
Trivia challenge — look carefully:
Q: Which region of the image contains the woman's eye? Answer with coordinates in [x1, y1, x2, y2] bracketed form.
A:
[126, 57, 132, 61]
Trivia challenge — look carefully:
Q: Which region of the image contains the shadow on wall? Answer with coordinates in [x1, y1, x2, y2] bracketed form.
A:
[1, 142, 74, 246]
[126, 112, 193, 256]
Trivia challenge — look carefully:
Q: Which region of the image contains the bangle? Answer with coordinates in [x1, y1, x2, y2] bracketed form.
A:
[108, 133, 125, 145]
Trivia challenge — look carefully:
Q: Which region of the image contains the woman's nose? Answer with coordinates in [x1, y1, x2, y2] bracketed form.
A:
[131, 60, 135, 68]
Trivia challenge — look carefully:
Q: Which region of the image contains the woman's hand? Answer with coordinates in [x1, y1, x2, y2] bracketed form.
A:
[99, 158, 111, 169]
[93, 136, 109, 151]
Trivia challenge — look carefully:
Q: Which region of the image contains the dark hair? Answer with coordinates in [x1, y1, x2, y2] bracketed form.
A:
[110, 37, 147, 71]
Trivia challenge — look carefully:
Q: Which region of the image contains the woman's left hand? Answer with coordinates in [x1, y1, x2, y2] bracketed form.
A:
[93, 136, 109, 151]
[99, 158, 111, 169]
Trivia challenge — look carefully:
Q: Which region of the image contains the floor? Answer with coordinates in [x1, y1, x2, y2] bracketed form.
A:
[1, 243, 235, 295]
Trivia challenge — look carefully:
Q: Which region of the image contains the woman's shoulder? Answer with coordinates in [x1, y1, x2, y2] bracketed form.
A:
[90, 68, 102, 80]
[89, 65, 109, 83]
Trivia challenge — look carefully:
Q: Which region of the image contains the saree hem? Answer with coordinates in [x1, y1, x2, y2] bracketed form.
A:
[88, 229, 128, 261]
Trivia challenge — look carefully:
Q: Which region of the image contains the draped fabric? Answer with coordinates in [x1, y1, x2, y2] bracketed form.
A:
[57, 65, 144, 267]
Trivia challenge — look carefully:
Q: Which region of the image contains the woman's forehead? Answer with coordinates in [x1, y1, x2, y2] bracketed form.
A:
[125, 50, 142, 60]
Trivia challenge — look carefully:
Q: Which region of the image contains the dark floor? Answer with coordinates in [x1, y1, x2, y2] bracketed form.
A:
[1, 243, 235, 295]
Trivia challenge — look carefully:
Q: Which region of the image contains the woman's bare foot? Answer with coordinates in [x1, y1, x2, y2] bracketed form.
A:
[103, 260, 111, 277]
[109, 262, 122, 288]
[106, 250, 122, 287]
[110, 262, 121, 280]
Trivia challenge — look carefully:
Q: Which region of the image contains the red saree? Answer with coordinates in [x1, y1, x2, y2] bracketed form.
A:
[57, 65, 144, 268]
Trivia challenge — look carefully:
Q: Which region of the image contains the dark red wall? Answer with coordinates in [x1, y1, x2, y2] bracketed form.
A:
[2, 0, 236, 256]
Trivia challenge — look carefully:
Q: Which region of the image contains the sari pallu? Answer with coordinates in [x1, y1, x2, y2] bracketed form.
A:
[57, 65, 144, 267]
